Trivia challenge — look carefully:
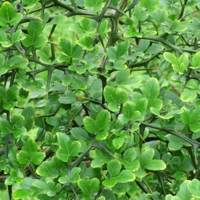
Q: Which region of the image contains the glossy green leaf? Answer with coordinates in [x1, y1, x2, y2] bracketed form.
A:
[58, 167, 81, 183]
[83, 116, 98, 133]
[163, 52, 178, 65]
[56, 132, 81, 162]
[104, 86, 128, 112]
[144, 160, 166, 170]
[90, 149, 111, 168]
[21, 106, 35, 131]
[22, 0, 38, 5]
[95, 110, 110, 131]
[141, 0, 159, 12]
[0, 118, 11, 134]
[115, 170, 135, 183]
[78, 178, 100, 196]
[17, 138, 45, 165]
[59, 91, 76, 104]
[107, 159, 121, 177]
[13, 189, 32, 199]
[99, 20, 109, 34]
[116, 41, 129, 58]
[188, 179, 200, 197]
[85, 0, 103, 7]
[139, 149, 154, 167]
[177, 181, 191, 200]
[80, 18, 91, 31]
[192, 52, 200, 69]
[0, 2, 22, 26]
[36, 156, 67, 178]
[83, 110, 110, 134]
[143, 78, 160, 101]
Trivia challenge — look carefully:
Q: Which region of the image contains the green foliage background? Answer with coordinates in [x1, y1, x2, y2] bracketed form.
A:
[0, 0, 200, 199]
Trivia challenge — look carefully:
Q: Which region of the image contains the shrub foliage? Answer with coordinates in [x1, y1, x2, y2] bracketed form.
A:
[0, 0, 200, 199]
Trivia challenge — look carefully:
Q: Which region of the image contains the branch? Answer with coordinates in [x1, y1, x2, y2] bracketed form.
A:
[52, 0, 74, 12]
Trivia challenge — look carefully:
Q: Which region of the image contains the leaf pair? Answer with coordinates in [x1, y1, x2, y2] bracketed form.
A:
[104, 86, 128, 112]
[83, 110, 110, 139]
[0, 2, 22, 26]
[181, 106, 200, 132]
[56, 132, 81, 162]
[164, 52, 189, 74]
[22, 20, 47, 48]
[139, 149, 166, 171]
[107, 41, 129, 60]
[17, 138, 45, 165]
[58, 38, 82, 63]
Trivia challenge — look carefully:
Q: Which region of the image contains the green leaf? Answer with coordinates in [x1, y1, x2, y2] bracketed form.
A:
[78, 178, 100, 196]
[163, 52, 178, 65]
[80, 18, 91, 31]
[84, 0, 103, 7]
[107, 159, 121, 177]
[99, 20, 109, 34]
[167, 135, 183, 151]
[144, 160, 166, 170]
[188, 179, 200, 197]
[59, 167, 81, 183]
[139, 149, 154, 167]
[83, 116, 98, 134]
[141, 0, 159, 12]
[36, 156, 67, 178]
[95, 110, 110, 131]
[59, 38, 72, 56]
[123, 101, 141, 121]
[77, 36, 94, 50]
[171, 20, 187, 32]
[192, 52, 200, 69]
[83, 110, 110, 134]
[116, 41, 129, 58]
[59, 91, 76, 104]
[181, 107, 200, 132]
[22, 20, 47, 47]
[96, 130, 108, 141]
[177, 181, 191, 200]
[112, 136, 125, 149]
[0, 2, 22, 26]
[22, 0, 38, 5]
[0, 118, 12, 134]
[143, 78, 161, 109]
[165, 195, 181, 200]
[90, 149, 111, 168]
[104, 86, 128, 112]
[143, 78, 160, 100]
[102, 178, 118, 188]
[7, 85, 19, 100]
[146, 44, 164, 55]
[33, 180, 48, 189]
[181, 89, 197, 102]
[134, 5, 148, 21]
[21, 106, 35, 131]
[71, 128, 90, 140]
[107, 46, 117, 60]
[13, 189, 32, 199]
[72, 44, 82, 58]
[17, 138, 45, 165]
[115, 170, 135, 183]
[150, 9, 168, 24]
[164, 52, 189, 74]
[123, 147, 137, 161]
[56, 132, 81, 162]
[11, 115, 24, 130]
[170, 156, 181, 170]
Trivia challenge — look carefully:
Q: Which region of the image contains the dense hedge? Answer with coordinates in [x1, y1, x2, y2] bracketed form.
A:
[0, 0, 200, 199]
